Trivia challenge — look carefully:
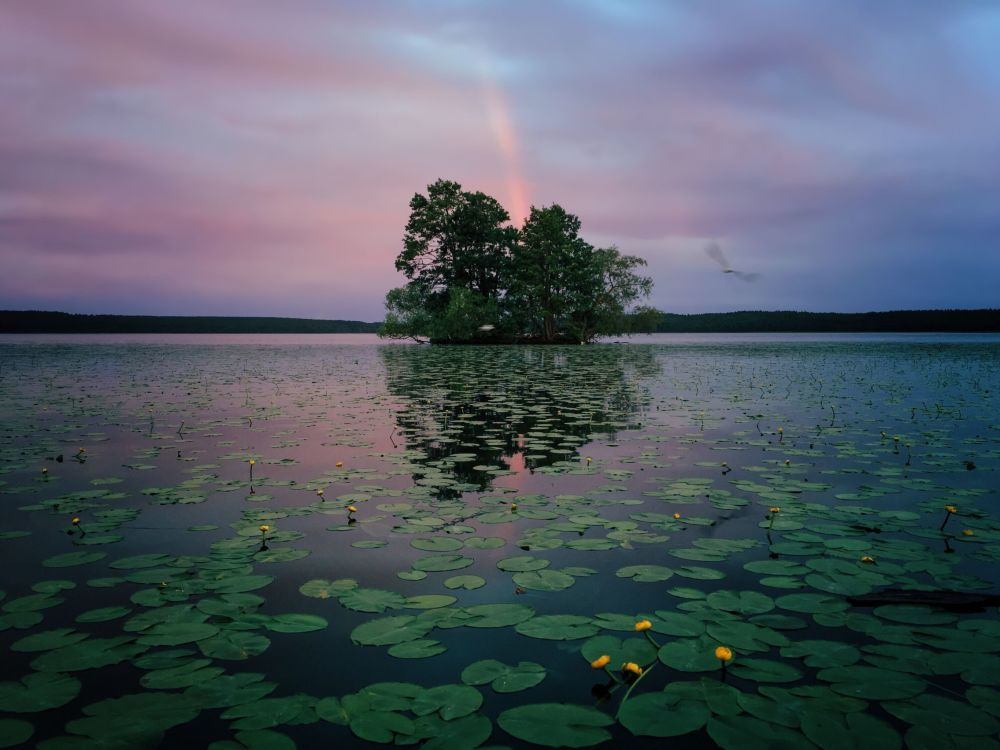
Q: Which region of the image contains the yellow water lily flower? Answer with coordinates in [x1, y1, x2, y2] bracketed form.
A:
[715, 646, 733, 662]
[622, 662, 643, 676]
[769, 507, 781, 514]
[347, 505, 358, 513]
[634, 620, 652, 632]
[248, 459, 256, 466]
[511, 503, 518, 511]
[336, 461, 343, 468]
[259, 524, 269, 533]
[672, 513, 682, 520]
[71, 517, 81, 526]
[860, 555, 876, 564]
[316, 488, 324, 496]
[945, 505, 957, 514]
[590, 655, 611, 669]
[963, 529, 974, 537]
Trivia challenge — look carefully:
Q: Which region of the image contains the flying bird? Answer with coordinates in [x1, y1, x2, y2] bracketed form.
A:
[705, 242, 759, 282]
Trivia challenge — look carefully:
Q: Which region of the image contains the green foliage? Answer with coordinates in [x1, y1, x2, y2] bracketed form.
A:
[378, 179, 653, 343]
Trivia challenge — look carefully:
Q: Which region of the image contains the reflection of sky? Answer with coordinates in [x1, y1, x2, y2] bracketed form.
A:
[2, 1, 999, 318]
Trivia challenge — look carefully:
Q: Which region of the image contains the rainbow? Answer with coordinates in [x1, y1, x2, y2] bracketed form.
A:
[481, 72, 530, 227]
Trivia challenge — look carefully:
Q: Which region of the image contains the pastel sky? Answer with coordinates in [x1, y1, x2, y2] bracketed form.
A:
[2, 1, 998, 320]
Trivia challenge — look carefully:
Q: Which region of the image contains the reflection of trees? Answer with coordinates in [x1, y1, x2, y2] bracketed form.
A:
[380, 345, 661, 493]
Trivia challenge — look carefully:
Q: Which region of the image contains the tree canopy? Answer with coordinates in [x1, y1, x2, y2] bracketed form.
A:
[379, 179, 653, 343]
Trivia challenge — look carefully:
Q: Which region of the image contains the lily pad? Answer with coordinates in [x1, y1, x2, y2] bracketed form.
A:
[498, 703, 613, 748]
[619, 693, 710, 737]
[461, 659, 546, 693]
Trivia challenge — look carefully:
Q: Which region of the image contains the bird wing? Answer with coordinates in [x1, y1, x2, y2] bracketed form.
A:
[704, 241, 731, 271]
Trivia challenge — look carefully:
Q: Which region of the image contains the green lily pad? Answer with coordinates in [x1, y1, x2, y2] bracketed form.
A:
[512, 570, 576, 591]
[616, 565, 674, 582]
[580, 635, 657, 667]
[497, 556, 550, 572]
[198, 632, 270, 660]
[706, 590, 775, 616]
[412, 555, 474, 572]
[728, 658, 802, 683]
[443, 575, 486, 590]
[184, 673, 276, 709]
[411, 684, 483, 720]
[339, 588, 406, 613]
[781, 640, 861, 668]
[42, 551, 107, 568]
[658, 638, 722, 672]
[419, 714, 493, 750]
[299, 579, 358, 599]
[0, 718, 33, 747]
[464, 603, 534, 628]
[883, 694, 1000, 736]
[461, 659, 546, 693]
[411, 537, 464, 552]
[619, 693, 710, 737]
[76, 606, 132, 623]
[387, 640, 447, 659]
[801, 710, 902, 750]
[515, 615, 599, 641]
[403, 595, 457, 610]
[0, 672, 80, 712]
[707, 714, 814, 750]
[498, 703, 613, 748]
[11, 629, 89, 653]
[351, 616, 433, 646]
[817, 665, 926, 699]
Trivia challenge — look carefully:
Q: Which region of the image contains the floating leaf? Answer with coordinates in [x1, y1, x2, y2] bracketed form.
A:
[351, 616, 433, 646]
[387, 640, 447, 659]
[619, 693, 710, 737]
[817, 665, 926, 700]
[412, 555, 474, 572]
[443, 575, 485, 590]
[461, 659, 546, 693]
[0, 672, 80, 712]
[498, 703, 613, 748]
[515, 615, 599, 641]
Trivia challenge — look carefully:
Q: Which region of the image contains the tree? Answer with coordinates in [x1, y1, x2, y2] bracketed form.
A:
[508, 204, 592, 342]
[396, 179, 516, 305]
[378, 284, 434, 342]
[379, 182, 654, 344]
[563, 246, 653, 342]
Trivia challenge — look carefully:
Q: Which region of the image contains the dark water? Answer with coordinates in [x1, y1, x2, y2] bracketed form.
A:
[1, 334, 998, 749]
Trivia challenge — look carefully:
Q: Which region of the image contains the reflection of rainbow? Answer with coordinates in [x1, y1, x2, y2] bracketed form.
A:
[482, 77, 530, 228]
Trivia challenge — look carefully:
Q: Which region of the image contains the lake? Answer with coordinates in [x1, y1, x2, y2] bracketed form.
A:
[1, 333, 999, 749]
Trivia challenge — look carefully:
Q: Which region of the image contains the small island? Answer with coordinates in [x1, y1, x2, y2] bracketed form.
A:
[378, 179, 656, 344]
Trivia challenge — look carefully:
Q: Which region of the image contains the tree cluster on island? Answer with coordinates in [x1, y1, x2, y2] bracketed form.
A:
[378, 179, 657, 344]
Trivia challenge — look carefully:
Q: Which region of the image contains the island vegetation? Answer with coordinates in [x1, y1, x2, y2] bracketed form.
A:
[377, 179, 655, 344]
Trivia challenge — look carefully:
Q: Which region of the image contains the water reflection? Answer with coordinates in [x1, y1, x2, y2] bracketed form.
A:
[380, 345, 661, 492]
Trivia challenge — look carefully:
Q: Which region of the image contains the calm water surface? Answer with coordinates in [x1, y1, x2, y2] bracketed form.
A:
[1, 333, 998, 749]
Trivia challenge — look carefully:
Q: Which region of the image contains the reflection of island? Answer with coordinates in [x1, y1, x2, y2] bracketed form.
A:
[380, 345, 661, 493]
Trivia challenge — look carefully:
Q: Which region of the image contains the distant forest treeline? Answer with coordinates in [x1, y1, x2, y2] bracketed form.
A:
[0, 311, 380, 334]
[650, 309, 1000, 333]
[2, 309, 997, 334]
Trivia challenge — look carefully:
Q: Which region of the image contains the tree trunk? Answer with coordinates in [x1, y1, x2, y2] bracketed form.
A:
[543, 313, 554, 342]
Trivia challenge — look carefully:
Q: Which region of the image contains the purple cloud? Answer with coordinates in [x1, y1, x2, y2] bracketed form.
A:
[1, 0, 997, 318]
